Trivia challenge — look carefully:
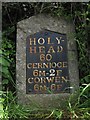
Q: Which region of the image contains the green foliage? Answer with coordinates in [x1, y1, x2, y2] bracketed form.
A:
[0, 91, 8, 120]
[1, 30, 16, 90]
[69, 84, 90, 119]
[0, 91, 32, 120]
[74, 4, 90, 111]
[5, 92, 30, 119]
[46, 84, 90, 120]
[53, 110, 63, 119]
[0, 27, 16, 119]
[0, 49, 12, 86]
[0, 91, 4, 119]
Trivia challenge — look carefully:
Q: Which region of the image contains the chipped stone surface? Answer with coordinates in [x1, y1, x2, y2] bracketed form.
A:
[16, 14, 79, 109]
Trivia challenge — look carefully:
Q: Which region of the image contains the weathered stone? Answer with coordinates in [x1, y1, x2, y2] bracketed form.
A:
[16, 14, 79, 109]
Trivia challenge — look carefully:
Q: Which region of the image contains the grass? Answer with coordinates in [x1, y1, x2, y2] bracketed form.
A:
[0, 83, 90, 120]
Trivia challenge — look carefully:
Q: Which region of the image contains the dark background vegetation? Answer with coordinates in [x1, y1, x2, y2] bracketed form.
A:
[1, 2, 90, 120]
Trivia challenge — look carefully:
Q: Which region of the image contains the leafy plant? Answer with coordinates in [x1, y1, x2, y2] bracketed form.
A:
[67, 83, 90, 119]
[0, 49, 11, 86]
[0, 91, 4, 119]
[0, 90, 32, 120]
[5, 92, 31, 120]
[1, 32, 16, 91]
[0, 29, 16, 119]
[0, 91, 8, 120]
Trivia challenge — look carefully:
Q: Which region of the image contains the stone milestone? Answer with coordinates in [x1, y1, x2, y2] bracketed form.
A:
[16, 14, 79, 108]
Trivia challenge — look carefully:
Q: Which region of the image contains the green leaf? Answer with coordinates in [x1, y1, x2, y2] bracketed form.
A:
[2, 79, 9, 85]
[78, 84, 90, 103]
[0, 104, 4, 119]
[84, 75, 90, 83]
[79, 99, 90, 108]
[2, 66, 9, 75]
[0, 57, 10, 67]
[0, 49, 2, 54]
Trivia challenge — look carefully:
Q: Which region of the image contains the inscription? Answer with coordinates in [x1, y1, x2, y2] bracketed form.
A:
[26, 30, 69, 94]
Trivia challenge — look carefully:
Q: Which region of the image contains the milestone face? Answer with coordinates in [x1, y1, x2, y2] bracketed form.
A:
[26, 30, 70, 94]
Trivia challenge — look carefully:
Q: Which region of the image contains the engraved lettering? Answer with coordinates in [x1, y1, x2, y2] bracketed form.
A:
[30, 38, 36, 45]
